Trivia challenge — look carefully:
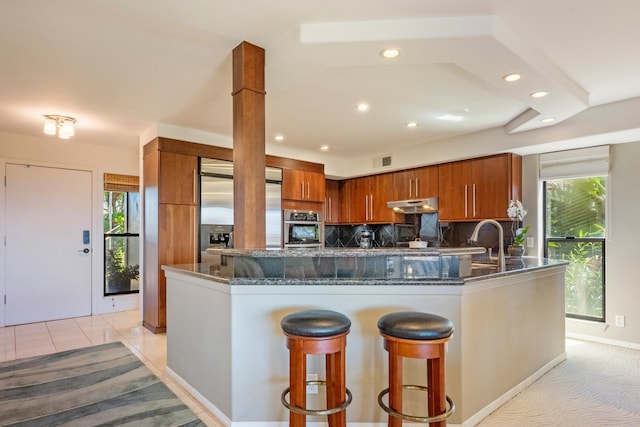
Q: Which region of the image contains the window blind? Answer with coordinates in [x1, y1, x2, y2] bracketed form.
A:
[539, 145, 609, 180]
[104, 173, 139, 192]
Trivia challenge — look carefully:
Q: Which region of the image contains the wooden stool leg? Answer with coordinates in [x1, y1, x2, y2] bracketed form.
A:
[388, 340, 403, 427]
[326, 338, 346, 427]
[427, 348, 446, 427]
[289, 339, 307, 427]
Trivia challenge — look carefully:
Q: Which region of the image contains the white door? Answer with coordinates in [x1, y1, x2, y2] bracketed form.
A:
[5, 164, 92, 325]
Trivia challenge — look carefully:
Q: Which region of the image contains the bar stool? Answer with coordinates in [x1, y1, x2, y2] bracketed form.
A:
[281, 309, 353, 427]
[377, 312, 455, 427]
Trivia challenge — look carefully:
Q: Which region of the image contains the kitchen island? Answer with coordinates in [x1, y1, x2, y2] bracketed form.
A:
[162, 248, 567, 426]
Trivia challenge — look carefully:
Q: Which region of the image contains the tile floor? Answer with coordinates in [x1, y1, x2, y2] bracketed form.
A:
[0, 309, 224, 426]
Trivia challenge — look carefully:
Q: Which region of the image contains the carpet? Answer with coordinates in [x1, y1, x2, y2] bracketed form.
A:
[477, 339, 640, 426]
[0, 341, 206, 427]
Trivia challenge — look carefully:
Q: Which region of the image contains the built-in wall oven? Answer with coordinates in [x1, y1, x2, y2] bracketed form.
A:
[283, 209, 323, 249]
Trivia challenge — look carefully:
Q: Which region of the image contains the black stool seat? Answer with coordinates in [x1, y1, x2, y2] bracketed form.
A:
[281, 309, 351, 338]
[378, 311, 454, 341]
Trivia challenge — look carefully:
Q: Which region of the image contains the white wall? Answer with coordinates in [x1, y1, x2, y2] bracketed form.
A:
[0, 131, 140, 323]
[521, 142, 640, 348]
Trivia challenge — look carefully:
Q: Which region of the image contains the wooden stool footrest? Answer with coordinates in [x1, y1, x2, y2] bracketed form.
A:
[281, 380, 353, 416]
[378, 384, 455, 424]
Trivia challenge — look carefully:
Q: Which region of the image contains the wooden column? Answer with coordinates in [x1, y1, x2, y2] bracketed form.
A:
[232, 41, 266, 249]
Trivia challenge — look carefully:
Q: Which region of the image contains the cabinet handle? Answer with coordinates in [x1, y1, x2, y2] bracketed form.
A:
[365, 195, 369, 220]
[464, 185, 468, 218]
[193, 169, 197, 205]
[370, 194, 374, 220]
[415, 178, 419, 198]
[307, 181, 310, 200]
[301, 182, 304, 199]
[409, 178, 413, 198]
[472, 184, 477, 217]
[328, 197, 332, 222]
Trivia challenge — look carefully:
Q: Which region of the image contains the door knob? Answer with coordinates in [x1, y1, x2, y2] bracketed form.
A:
[78, 248, 90, 253]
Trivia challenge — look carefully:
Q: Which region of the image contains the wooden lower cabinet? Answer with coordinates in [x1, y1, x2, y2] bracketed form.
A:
[143, 203, 196, 333]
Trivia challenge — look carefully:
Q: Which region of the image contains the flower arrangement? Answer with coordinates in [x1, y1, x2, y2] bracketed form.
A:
[507, 199, 527, 221]
[507, 199, 528, 247]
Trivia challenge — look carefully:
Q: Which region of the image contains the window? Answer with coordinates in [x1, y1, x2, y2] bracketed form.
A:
[544, 177, 606, 321]
[103, 174, 140, 295]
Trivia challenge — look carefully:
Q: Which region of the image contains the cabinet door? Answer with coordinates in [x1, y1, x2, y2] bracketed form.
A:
[348, 177, 369, 223]
[158, 152, 198, 205]
[413, 166, 439, 199]
[282, 169, 325, 202]
[370, 173, 396, 223]
[325, 179, 341, 224]
[282, 169, 306, 201]
[438, 161, 472, 221]
[306, 171, 326, 202]
[472, 155, 511, 220]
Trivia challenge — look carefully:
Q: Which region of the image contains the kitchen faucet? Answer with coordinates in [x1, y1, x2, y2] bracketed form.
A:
[470, 219, 506, 272]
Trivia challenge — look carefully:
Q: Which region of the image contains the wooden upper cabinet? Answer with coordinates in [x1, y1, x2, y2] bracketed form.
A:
[282, 169, 325, 202]
[438, 153, 521, 222]
[393, 166, 439, 200]
[158, 152, 198, 206]
[325, 179, 346, 224]
[348, 173, 397, 223]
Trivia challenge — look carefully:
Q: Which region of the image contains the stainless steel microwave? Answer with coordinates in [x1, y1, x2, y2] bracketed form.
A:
[283, 209, 323, 249]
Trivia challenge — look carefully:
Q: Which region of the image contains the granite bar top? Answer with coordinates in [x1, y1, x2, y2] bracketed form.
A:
[163, 256, 567, 286]
[205, 246, 486, 257]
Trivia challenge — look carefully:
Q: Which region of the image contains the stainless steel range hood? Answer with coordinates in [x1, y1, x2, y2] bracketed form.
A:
[387, 197, 438, 214]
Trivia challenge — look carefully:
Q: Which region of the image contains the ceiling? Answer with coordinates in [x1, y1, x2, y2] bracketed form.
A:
[2, 0, 640, 160]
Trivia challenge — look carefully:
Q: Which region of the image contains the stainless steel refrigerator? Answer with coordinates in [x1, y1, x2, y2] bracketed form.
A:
[199, 158, 282, 249]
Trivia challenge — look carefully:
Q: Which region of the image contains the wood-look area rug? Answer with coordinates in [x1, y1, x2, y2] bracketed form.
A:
[0, 341, 205, 427]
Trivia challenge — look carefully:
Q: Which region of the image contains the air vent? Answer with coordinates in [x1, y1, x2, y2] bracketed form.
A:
[374, 154, 392, 169]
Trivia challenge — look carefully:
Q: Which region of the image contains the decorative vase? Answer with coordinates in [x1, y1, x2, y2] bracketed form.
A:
[508, 245, 525, 258]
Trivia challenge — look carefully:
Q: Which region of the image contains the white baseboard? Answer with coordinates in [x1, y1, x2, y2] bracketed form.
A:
[566, 333, 640, 350]
[460, 352, 567, 427]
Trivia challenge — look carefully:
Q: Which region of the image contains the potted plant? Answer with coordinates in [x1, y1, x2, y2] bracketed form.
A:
[507, 200, 528, 257]
[106, 248, 139, 292]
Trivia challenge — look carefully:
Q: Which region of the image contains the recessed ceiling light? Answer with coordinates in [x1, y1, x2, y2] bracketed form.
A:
[530, 91, 549, 98]
[407, 121, 419, 128]
[357, 103, 369, 112]
[380, 48, 401, 59]
[503, 73, 522, 82]
[541, 117, 555, 123]
[320, 145, 330, 151]
[437, 114, 463, 122]
[274, 134, 284, 141]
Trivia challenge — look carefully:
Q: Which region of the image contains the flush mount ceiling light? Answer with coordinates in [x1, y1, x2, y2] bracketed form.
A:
[43, 115, 76, 139]
[274, 134, 284, 141]
[530, 91, 549, 98]
[502, 73, 522, 82]
[356, 103, 369, 112]
[407, 121, 419, 128]
[320, 145, 330, 151]
[541, 117, 555, 123]
[380, 48, 401, 59]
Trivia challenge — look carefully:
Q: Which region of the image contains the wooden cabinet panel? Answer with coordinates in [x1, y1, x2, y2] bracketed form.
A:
[348, 174, 397, 223]
[438, 161, 472, 221]
[158, 152, 198, 205]
[325, 179, 346, 224]
[393, 166, 439, 200]
[438, 154, 521, 222]
[143, 204, 196, 333]
[282, 169, 325, 202]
